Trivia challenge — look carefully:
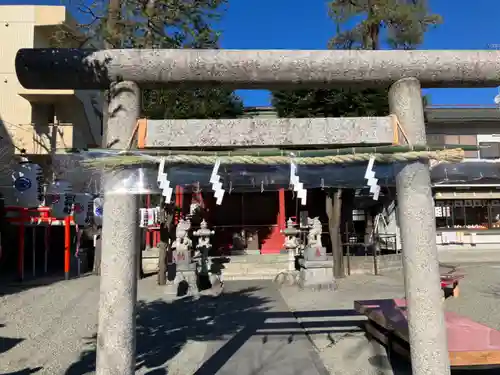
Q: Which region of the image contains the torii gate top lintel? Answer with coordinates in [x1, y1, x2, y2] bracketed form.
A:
[15, 48, 500, 90]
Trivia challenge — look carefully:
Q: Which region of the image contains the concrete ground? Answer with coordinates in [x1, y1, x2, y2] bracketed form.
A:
[1, 263, 499, 374]
[280, 272, 405, 375]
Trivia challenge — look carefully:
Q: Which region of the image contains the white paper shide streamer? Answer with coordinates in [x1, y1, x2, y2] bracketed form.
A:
[157, 158, 173, 203]
[290, 160, 307, 205]
[364, 155, 380, 201]
[210, 159, 225, 205]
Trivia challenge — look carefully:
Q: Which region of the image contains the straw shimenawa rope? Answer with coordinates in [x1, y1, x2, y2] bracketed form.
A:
[79, 148, 465, 169]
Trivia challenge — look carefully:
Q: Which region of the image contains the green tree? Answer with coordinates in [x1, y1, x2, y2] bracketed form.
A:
[272, 0, 440, 118]
[272, 88, 390, 118]
[272, 1, 441, 279]
[329, 0, 441, 50]
[57, 0, 243, 119]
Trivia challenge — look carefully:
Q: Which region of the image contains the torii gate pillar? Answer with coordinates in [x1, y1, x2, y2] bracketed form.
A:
[96, 81, 141, 375]
[390, 78, 450, 375]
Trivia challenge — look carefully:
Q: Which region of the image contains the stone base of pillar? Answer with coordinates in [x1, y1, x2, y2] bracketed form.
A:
[208, 273, 224, 287]
[298, 260, 337, 291]
[198, 274, 224, 297]
[165, 268, 198, 297]
[164, 265, 225, 297]
[274, 270, 300, 286]
[303, 246, 328, 261]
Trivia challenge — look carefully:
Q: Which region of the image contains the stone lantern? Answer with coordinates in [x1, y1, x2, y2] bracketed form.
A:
[283, 218, 300, 272]
[193, 219, 214, 275]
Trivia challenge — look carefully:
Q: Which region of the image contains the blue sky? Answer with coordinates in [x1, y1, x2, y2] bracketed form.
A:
[216, 0, 500, 107]
[5, 0, 499, 107]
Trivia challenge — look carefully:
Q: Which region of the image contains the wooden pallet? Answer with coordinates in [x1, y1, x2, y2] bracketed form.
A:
[355, 299, 500, 368]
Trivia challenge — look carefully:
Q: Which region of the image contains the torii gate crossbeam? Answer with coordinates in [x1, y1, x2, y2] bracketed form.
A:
[15, 48, 500, 89]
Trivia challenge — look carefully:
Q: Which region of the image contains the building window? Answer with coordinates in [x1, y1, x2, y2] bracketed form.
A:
[435, 199, 489, 229]
[445, 135, 478, 158]
[427, 134, 445, 146]
[490, 200, 500, 228]
[479, 142, 500, 159]
[435, 201, 453, 228]
[352, 209, 365, 221]
[427, 134, 478, 158]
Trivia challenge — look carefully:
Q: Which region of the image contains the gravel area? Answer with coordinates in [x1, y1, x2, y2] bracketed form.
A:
[0, 275, 100, 375]
[1, 264, 500, 375]
[0, 275, 207, 374]
[443, 263, 500, 330]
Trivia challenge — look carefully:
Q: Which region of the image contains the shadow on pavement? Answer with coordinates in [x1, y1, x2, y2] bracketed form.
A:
[65, 286, 271, 374]
[1, 323, 24, 355]
[0, 335, 24, 355]
[65, 285, 364, 375]
[1, 323, 42, 374]
[1, 368, 43, 375]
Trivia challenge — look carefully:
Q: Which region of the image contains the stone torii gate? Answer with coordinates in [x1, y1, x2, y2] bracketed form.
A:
[15, 48, 500, 375]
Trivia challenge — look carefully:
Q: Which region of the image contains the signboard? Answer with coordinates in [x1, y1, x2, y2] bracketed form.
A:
[11, 162, 44, 207]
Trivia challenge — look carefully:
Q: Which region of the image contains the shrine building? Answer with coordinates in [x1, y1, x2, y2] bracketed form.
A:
[152, 105, 500, 256]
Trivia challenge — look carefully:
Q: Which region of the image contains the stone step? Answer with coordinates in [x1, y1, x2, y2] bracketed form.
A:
[223, 274, 278, 280]
[223, 261, 289, 270]
[141, 254, 292, 277]
[142, 252, 402, 279]
[224, 254, 290, 264]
